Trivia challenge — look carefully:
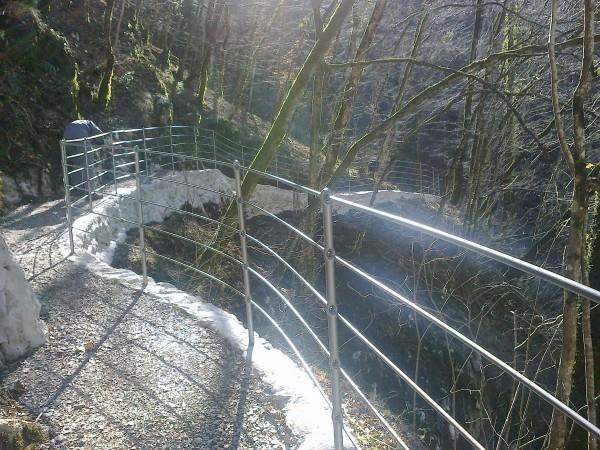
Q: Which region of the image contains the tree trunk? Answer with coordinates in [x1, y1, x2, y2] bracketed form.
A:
[446, 0, 484, 206]
[546, 0, 595, 447]
[97, 0, 116, 109]
[318, 0, 387, 187]
[113, 0, 126, 50]
[231, 1, 284, 118]
[210, 0, 355, 246]
[369, 11, 427, 206]
[309, 0, 324, 189]
[196, 2, 224, 108]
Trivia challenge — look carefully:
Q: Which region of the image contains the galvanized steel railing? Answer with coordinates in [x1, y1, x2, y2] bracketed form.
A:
[60, 125, 600, 450]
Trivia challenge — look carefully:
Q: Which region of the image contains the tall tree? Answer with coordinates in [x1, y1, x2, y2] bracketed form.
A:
[318, 0, 388, 187]
[546, 0, 596, 448]
[209, 0, 355, 246]
[445, 0, 485, 206]
[97, 0, 116, 109]
[369, 11, 428, 206]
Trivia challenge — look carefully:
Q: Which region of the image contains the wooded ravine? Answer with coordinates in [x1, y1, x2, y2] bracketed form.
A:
[2, 0, 600, 449]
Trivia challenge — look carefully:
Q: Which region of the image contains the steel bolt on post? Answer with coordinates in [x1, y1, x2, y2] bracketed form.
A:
[234, 160, 255, 347]
[322, 187, 344, 450]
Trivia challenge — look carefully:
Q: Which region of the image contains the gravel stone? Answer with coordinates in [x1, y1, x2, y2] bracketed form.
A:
[1, 200, 299, 449]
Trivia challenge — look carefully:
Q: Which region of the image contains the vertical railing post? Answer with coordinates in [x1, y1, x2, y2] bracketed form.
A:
[194, 126, 199, 170]
[212, 130, 217, 169]
[134, 147, 148, 287]
[142, 127, 148, 175]
[234, 160, 254, 347]
[169, 125, 175, 175]
[110, 132, 118, 197]
[83, 137, 93, 209]
[60, 140, 75, 255]
[321, 188, 344, 450]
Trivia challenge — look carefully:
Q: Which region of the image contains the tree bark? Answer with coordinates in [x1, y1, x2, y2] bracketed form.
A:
[97, 0, 116, 109]
[113, 0, 127, 50]
[369, 11, 427, 207]
[546, 0, 595, 447]
[446, 0, 484, 206]
[318, 0, 387, 187]
[210, 0, 355, 242]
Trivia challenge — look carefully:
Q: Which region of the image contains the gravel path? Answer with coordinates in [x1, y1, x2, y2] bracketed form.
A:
[1, 200, 298, 449]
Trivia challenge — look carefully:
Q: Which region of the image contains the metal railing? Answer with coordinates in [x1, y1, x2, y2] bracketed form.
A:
[60, 125, 600, 450]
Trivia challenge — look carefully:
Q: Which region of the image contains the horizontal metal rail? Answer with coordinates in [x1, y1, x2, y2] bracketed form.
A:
[61, 125, 600, 449]
[145, 249, 243, 296]
[143, 224, 240, 265]
[244, 233, 413, 450]
[246, 229, 480, 447]
[334, 253, 600, 438]
[330, 195, 600, 304]
[140, 172, 236, 199]
[249, 301, 360, 450]
[139, 198, 238, 234]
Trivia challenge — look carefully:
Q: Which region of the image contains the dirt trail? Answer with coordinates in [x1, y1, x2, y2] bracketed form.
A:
[0, 200, 297, 450]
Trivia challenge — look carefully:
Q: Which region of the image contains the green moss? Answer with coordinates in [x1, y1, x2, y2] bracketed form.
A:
[0, 1, 79, 175]
[21, 421, 46, 444]
[587, 192, 600, 290]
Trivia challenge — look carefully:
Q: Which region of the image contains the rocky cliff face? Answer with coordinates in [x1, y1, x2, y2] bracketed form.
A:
[0, 2, 79, 211]
[0, 233, 46, 367]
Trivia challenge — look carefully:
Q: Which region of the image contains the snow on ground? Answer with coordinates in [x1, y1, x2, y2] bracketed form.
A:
[0, 233, 46, 365]
[60, 168, 436, 449]
[60, 169, 358, 450]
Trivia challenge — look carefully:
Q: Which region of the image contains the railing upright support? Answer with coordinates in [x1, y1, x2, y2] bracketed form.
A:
[193, 126, 199, 170]
[234, 160, 255, 347]
[321, 187, 344, 450]
[60, 140, 74, 255]
[110, 132, 118, 197]
[134, 147, 148, 287]
[169, 124, 175, 175]
[142, 127, 148, 175]
[212, 130, 217, 169]
[83, 137, 93, 209]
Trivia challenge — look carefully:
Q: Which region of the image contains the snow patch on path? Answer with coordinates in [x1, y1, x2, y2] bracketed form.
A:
[59, 169, 355, 450]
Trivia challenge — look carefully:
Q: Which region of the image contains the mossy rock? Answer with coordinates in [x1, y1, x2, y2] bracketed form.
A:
[0, 419, 48, 450]
[0, 1, 78, 193]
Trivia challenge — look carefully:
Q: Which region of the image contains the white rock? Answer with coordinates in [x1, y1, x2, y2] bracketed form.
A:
[0, 232, 47, 363]
[1, 175, 22, 205]
[16, 168, 39, 197]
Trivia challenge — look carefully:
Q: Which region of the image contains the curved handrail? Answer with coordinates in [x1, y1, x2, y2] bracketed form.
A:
[60, 125, 600, 450]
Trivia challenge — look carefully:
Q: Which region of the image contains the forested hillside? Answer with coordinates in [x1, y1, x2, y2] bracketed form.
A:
[2, 0, 600, 448]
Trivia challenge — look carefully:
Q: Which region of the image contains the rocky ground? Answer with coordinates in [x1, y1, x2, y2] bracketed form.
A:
[0, 200, 298, 449]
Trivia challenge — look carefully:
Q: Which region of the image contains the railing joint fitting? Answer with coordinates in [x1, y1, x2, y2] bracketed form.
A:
[320, 187, 332, 205]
